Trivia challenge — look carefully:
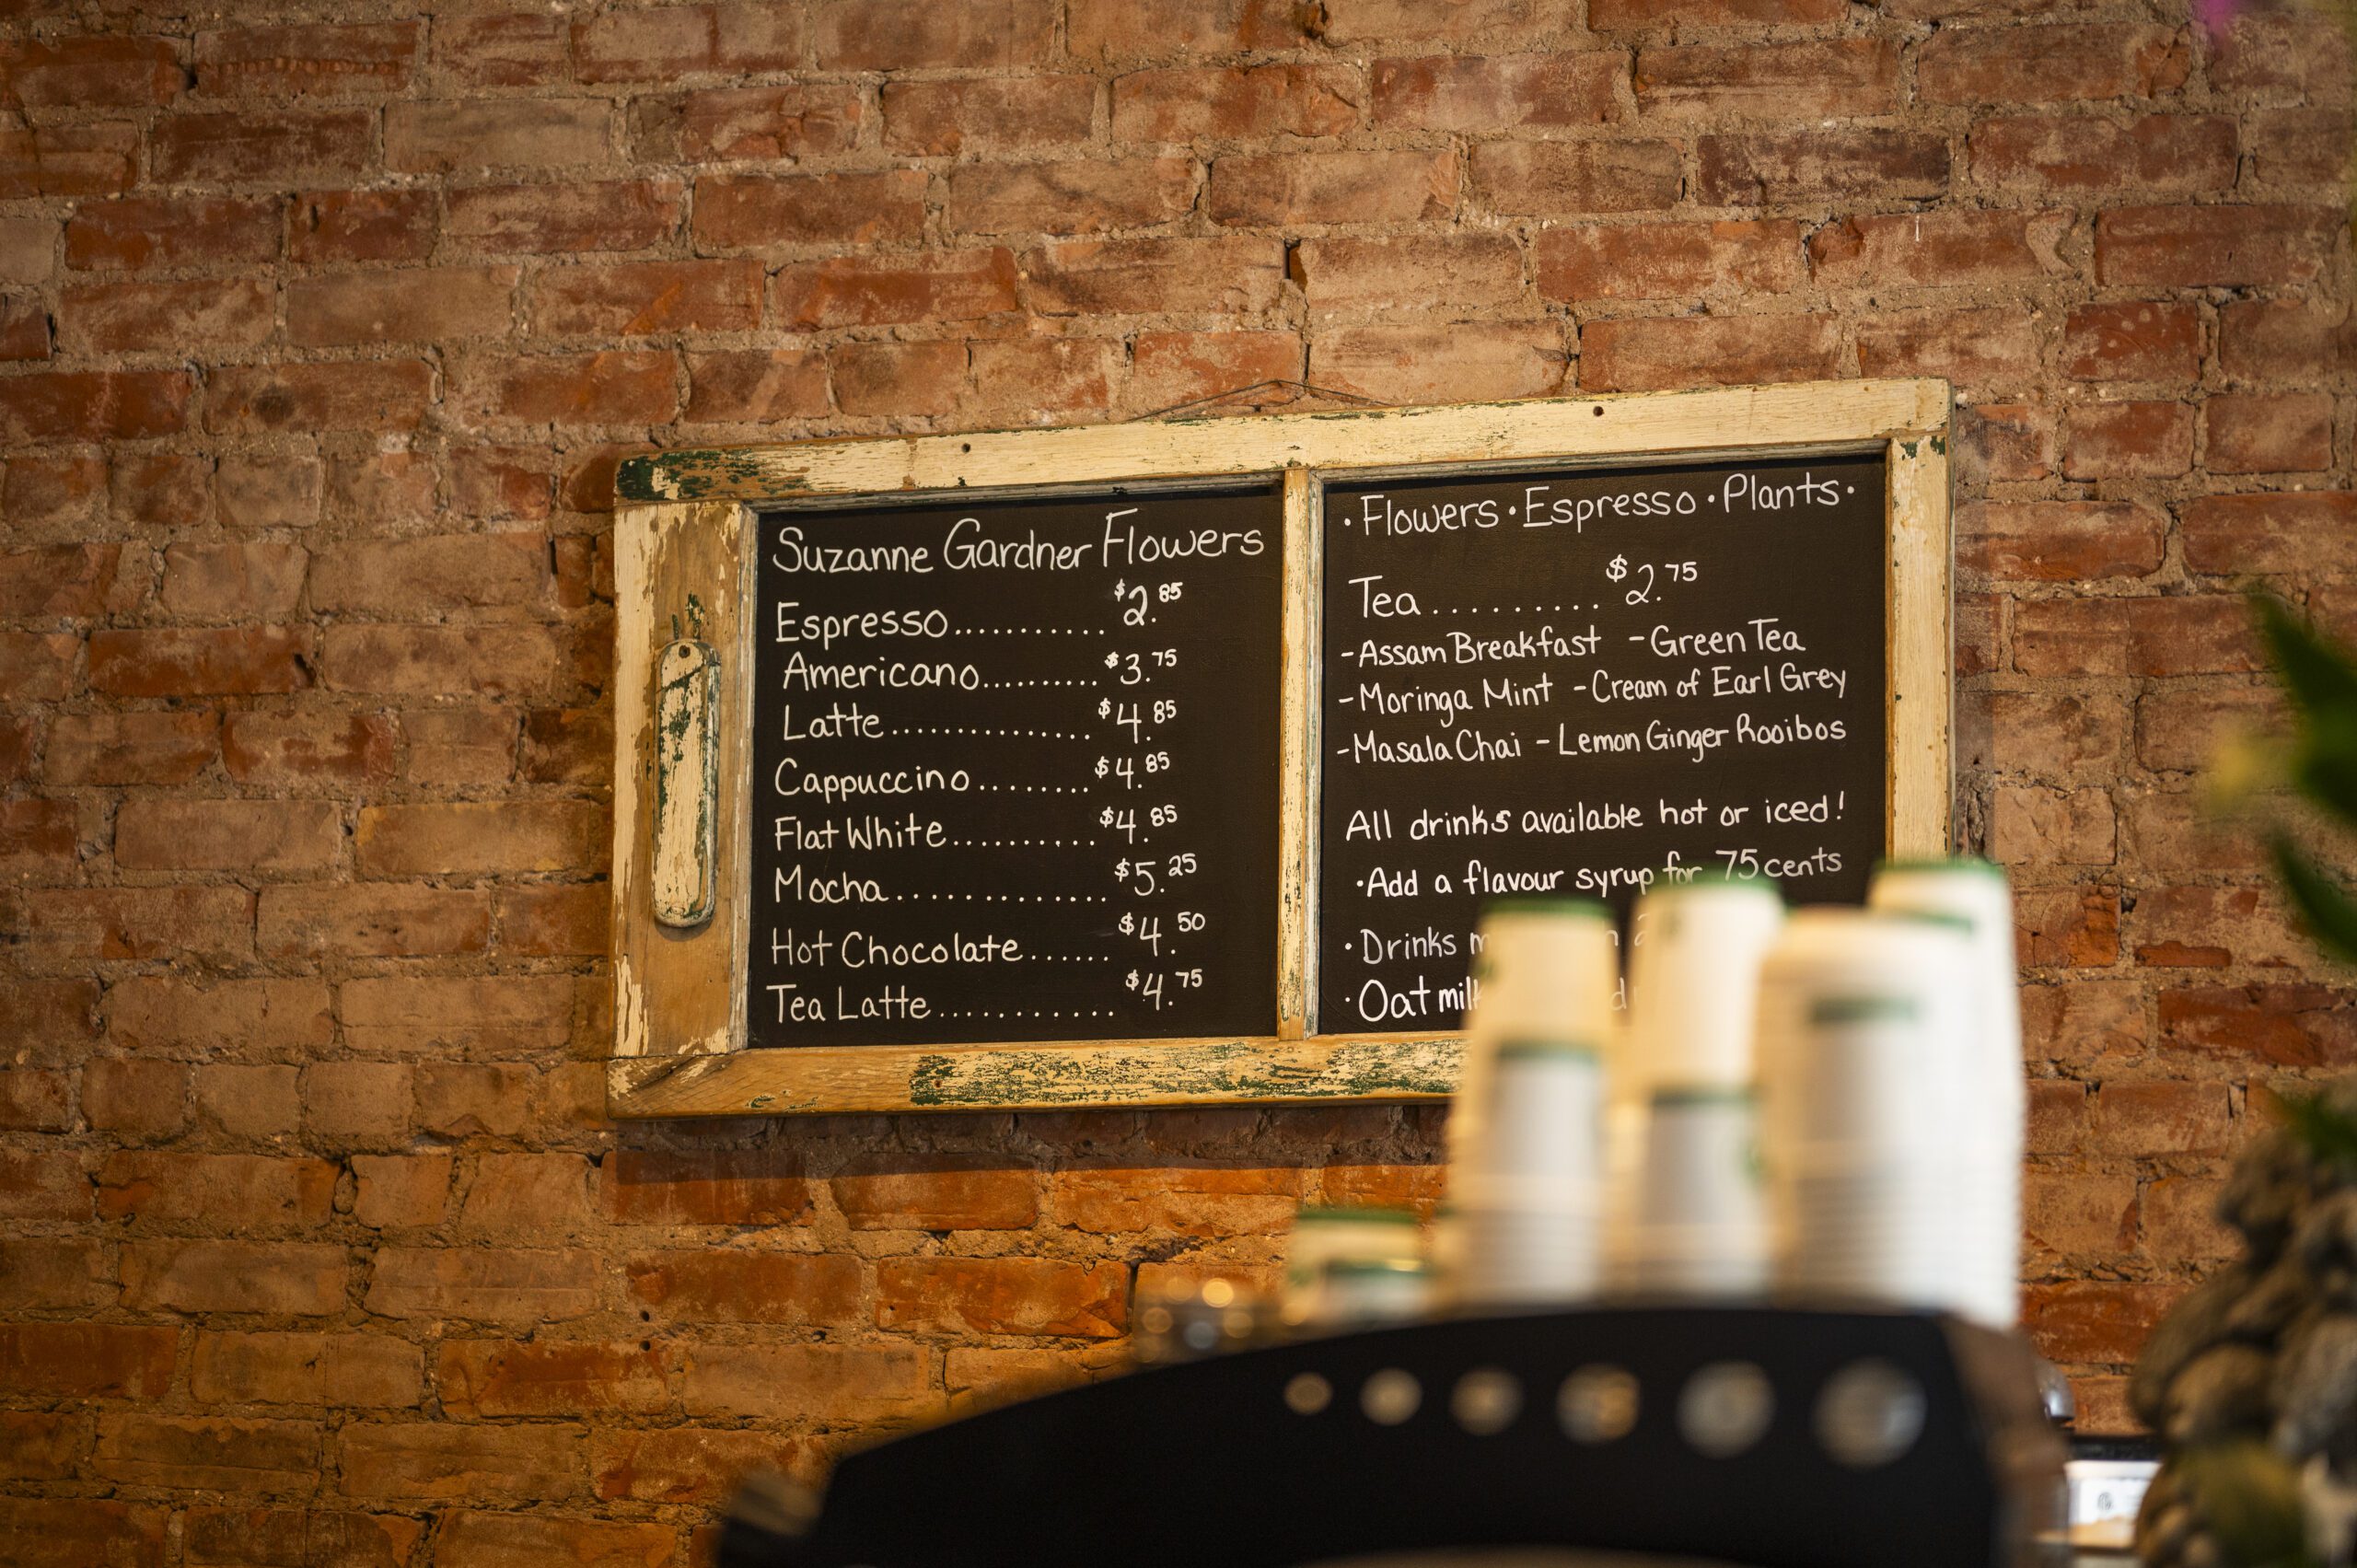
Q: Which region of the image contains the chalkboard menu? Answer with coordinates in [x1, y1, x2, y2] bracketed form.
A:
[1318, 453, 1889, 1036]
[747, 484, 1285, 1047]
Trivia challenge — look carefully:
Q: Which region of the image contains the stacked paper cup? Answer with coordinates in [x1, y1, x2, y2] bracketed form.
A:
[1757, 909, 1988, 1317]
[1609, 875, 1784, 1295]
[1867, 860, 2025, 1330]
[1447, 900, 1619, 1309]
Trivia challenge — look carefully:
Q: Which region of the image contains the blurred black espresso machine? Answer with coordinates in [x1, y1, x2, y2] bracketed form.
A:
[715, 1305, 2069, 1568]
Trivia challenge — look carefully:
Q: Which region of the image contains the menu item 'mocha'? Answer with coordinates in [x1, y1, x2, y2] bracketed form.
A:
[746, 485, 1286, 1047]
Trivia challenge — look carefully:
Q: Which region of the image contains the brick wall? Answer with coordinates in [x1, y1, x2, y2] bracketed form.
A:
[0, 0, 2349, 1558]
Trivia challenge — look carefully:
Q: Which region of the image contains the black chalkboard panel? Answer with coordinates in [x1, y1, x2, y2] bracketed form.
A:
[747, 483, 1284, 1047]
[1318, 453, 1889, 1036]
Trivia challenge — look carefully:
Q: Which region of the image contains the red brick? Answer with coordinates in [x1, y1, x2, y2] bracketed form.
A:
[1855, 306, 2038, 394]
[1970, 114, 2235, 196]
[966, 338, 1121, 420]
[433, 12, 568, 88]
[1919, 24, 2190, 105]
[154, 110, 373, 183]
[83, 1058, 190, 1140]
[2222, 300, 2357, 386]
[450, 350, 679, 424]
[335, 1422, 584, 1501]
[1376, 53, 1631, 134]
[64, 194, 280, 272]
[2013, 884, 2122, 968]
[573, 5, 806, 80]
[6, 452, 107, 535]
[1294, 233, 1525, 315]
[459, 1152, 593, 1237]
[1960, 497, 2158, 585]
[2063, 401, 2193, 479]
[1469, 139, 1682, 215]
[528, 258, 765, 335]
[1311, 321, 1565, 403]
[107, 977, 329, 1056]
[454, 445, 557, 521]
[0, 368, 192, 441]
[0, 1067, 68, 1131]
[2244, 107, 2348, 189]
[824, 0, 1058, 68]
[678, 1342, 935, 1422]
[364, 1248, 599, 1323]
[58, 277, 268, 354]
[206, 360, 435, 433]
[386, 99, 614, 172]
[2061, 300, 2198, 385]
[948, 157, 1198, 236]
[0, 632, 74, 700]
[1698, 128, 1948, 204]
[339, 974, 573, 1056]
[2, 34, 181, 108]
[0, 122, 137, 198]
[290, 188, 436, 265]
[0, 293, 44, 360]
[2162, 983, 2357, 1068]
[1211, 149, 1456, 226]
[191, 1330, 422, 1405]
[2092, 1079, 2234, 1156]
[521, 708, 611, 784]
[354, 801, 600, 876]
[195, 1065, 300, 1139]
[2142, 1177, 2235, 1266]
[26, 884, 255, 965]
[194, 21, 416, 97]
[1967, 404, 2061, 484]
[0, 1149, 87, 1222]
[0, 1501, 165, 1567]
[2016, 597, 2257, 678]
[222, 712, 397, 785]
[2097, 204, 2338, 287]
[1024, 237, 1283, 315]
[0, 797, 74, 879]
[876, 1257, 1127, 1338]
[435, 1510, 676, 1566]
[2131, 882, 2303, 969]
[0, 714, 29, 788]
[0, 1411, 93, 1481]
[447, 179, 682, 255]
[352, 1155, 452, 1229]
[494, 884, 607, 957]
[777, 249, 1019, 329]
[2119, 787, 2263, 876]
[1054, 1165, 1300, 1236]
[2030, 1081, 2092, 1156]
[1637, 39, 1897, 118]
[624, 1249, 862, 1324]
[1580, 313, 1840, 392]
[443, 1330, 669, 1414]
[2210, 13, 2353, 99]
[89, 627, 308, 697]
[116, 798, 340, 874]
[404, 708, 519, 786]
[1591, 0, 1840, 24]
[603, 1147, 813, 1225]
[686, 348, 830, 424]
[0, 217, 50, 284]
[301, 1061, 412, 1142]
[286, 266, 516, 346]
[2183, 491, 2357, 575]
[261, 884, 493, 959]
[158, 540, 307, 620]
[1316, 0, 1543, 44]
[99, 1153, 337, 1232]
[2019, 976, 2144, 1070]
[590, 1427, 809, 1503]
[1539, 220, 1798, 303]
[122, 1241, 346, 1315]
[106, 450, 207, 528]
[96, 1414, 319, 1495]
[833, 1157, 1038, 1229]
[1119, 63, 1362, 139]
[310, 533, 550, 616]
[2205, 392, 2334, 473]
[1125, 330, 1301, 414]
[2024, 1281, 2183, 1365]
[2024, 1172, 2136, 1259]
[642, 83, 866, 161]
[414, 1063, 534, 1138]
[0, 542, 130, 618]
[1810, 209, 2065, 290]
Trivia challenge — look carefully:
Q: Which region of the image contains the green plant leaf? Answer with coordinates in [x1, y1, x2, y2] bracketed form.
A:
[2272, 830, 2357, 966]
[2281, 1088, 2357, 1175]
[2256, 591, 2357, 721]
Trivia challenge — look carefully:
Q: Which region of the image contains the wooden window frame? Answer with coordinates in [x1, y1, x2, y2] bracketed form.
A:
[608, 381, 1954, 1119]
